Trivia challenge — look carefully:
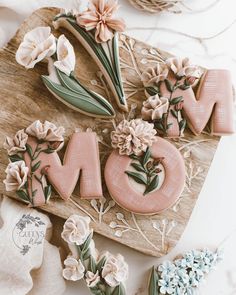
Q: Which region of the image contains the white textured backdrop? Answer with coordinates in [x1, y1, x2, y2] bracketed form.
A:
[0, 0, 236, 294]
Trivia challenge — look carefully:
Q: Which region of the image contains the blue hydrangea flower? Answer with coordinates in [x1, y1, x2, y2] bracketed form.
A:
[191, 261, 206, 275]
[158, 276, 175, 294]
[173, 286, 185, 295]
[158, 261, 176, 278]
[181, 251, 196, 268]
[157, 249, 223, 295]
[174, 258, 186, 269]
[188, 270, 203, 287]
[174, 268, 189, 287]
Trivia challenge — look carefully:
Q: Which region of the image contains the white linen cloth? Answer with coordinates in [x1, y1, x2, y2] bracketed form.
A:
[0, 196, 66, 295]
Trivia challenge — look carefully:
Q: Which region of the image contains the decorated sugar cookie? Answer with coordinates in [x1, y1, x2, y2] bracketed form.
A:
[15, 27, 115, 118]
[61, 214, 128, 295]
[141, 58, 234, 137]
[3, 120, 103, 206]
[105, 119, 186, 214]
[53, 0, 127, 112]
[148, 248, 223, 295]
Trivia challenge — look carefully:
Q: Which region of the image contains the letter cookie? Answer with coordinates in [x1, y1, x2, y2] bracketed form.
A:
[164, 70, 235, 136]
[141, 57, 234, 137]
[108, 119, 185, 214]
[105, 137, 185, 215]
[3, 120, 103, 206]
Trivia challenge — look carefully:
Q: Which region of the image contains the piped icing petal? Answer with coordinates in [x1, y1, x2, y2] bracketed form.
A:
[142, 94, 169, 121]
[76, 0, 126, 43]
[54, 34, 76, 76]
[111, 119, 157, 156]
[15, 26, 56, 69]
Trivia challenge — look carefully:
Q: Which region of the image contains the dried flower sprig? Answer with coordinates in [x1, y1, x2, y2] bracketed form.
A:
[148, 248, 223, 295]
[62, 214, 128, 295]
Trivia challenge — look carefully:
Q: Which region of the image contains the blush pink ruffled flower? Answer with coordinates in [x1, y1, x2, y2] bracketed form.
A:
[141, 94, 169, 121]
[61, 214, 91, 246]
[26, 120, 65, 142]
[4, 129, 28, 156]
[76, 0, 126, 43]
[111, 119, 157, 156]
[3, 160, 29, 192]
[101, 253, 128, 287]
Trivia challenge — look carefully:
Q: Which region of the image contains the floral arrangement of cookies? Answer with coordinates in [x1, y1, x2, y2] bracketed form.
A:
[1, 1, 235, 295]
[6, 16, 235, 213]
[62, 214, 128, 295]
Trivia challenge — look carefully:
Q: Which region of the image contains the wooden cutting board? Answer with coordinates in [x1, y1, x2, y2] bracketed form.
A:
[0, 7, 220, 257]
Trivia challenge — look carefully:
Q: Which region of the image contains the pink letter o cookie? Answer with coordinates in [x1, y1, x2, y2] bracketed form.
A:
[105, 137, 185, 215]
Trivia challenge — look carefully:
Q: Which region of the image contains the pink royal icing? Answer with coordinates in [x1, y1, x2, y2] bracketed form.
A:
[104, 137, 185, 214]
[24, 132, 103, 206]
[162, 69, 234, 137]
